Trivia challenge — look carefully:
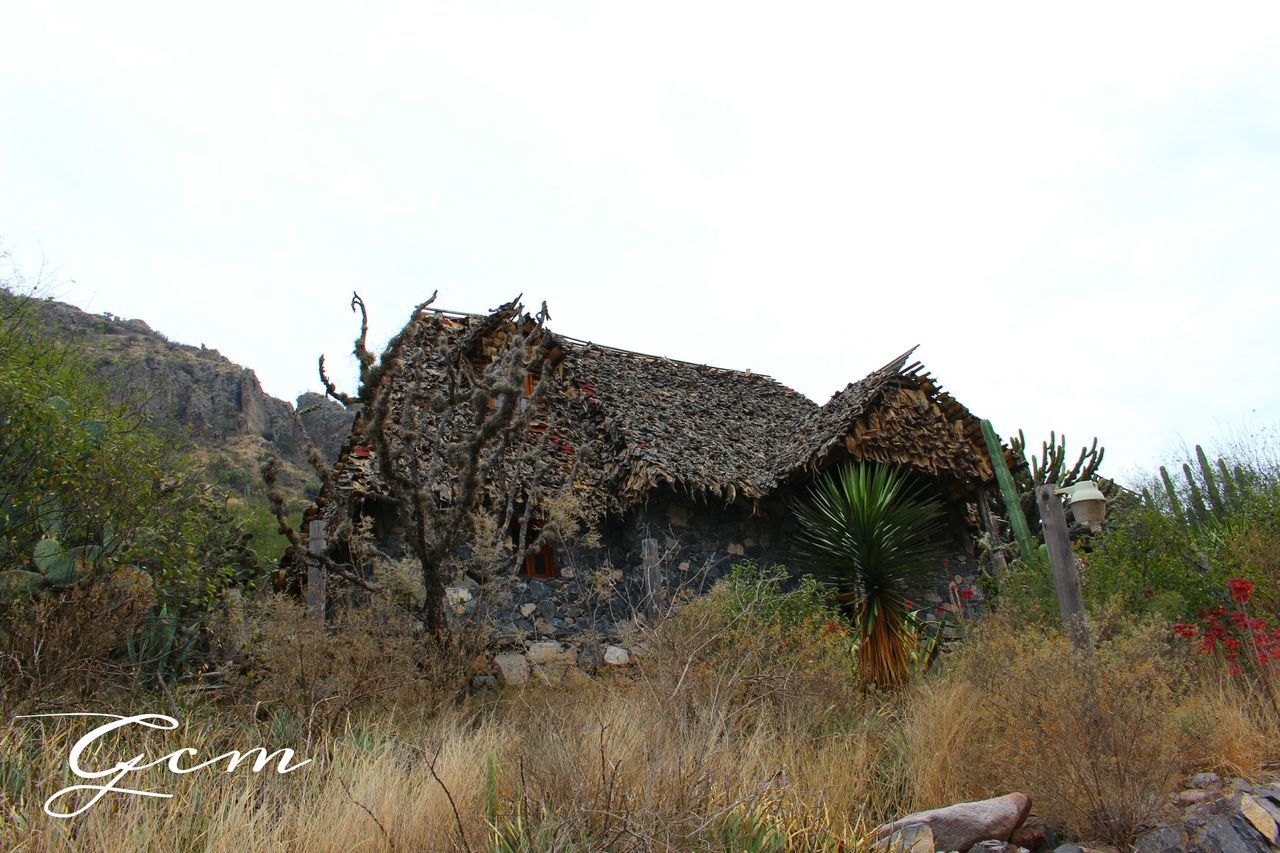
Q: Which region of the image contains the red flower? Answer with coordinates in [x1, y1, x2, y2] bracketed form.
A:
[903, 599, 914, 609]
[1230, 611, 1248, 628]
[1229, 578, 1254, 604]
[1173, 623, 1199, 639]
[1228, 666, 1243, 676]
[960, 588, 975, 600]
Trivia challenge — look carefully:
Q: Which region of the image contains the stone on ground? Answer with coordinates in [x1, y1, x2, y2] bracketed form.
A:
[876, 821, 933, 853]
[493, 652, 528, 686]
[873, 793, 1032, 853]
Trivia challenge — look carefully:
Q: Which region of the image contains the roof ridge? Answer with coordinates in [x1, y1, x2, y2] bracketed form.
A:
[416, 304, 787, 384]
[557, 335, 781, 382]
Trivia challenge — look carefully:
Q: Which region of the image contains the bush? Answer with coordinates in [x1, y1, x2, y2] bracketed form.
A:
[0, 567, 155, 716]
[221, 594, 476, 725]
[632, 563, 860, 726]
[793, 463, 944, 687]
[906, 609, 1187, 846]
[0, 289, 261, 711]
[998, 440, 1280, 624]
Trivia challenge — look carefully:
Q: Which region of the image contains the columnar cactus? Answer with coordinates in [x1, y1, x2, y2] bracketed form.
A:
[1158, 446, 1259, 532]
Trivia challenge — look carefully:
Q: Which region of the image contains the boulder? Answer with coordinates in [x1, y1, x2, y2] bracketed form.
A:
[873, 793, 1032, 853]
[1242, 787, 1280, 824]
[1195, 813, 1274, 852]
[526, 641, 569, 665]
[444, 586, 472, 605]
[877, 822, 934, 853]
[1133, 825, 1185, 852]
[493, 653, 528, 686]
[1009, 822, 1046, 850]
[1240, 794, 1279, 845]
[470, 675, 499, 695]
[1191, 772, 1223, 788]
[604, 645, 631, 666]
[577, 643, 603, 672]
[1177, 790, 1214, 807]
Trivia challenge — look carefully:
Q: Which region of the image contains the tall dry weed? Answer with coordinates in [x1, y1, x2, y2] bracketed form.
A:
[904, 609, 1196, 846]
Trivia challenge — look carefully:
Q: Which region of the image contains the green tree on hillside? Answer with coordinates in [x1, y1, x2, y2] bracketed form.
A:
[0, 286, 262, 709]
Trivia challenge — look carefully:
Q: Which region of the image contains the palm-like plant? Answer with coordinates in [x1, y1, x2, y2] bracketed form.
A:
[793, 463, 944, 687]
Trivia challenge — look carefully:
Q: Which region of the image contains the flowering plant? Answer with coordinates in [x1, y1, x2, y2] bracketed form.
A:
[1173, 579, 1280, 690]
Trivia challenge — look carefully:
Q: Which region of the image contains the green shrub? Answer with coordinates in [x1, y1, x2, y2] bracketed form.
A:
[996, 439, 1280, 623]
[698, 562, 842, 633]
[1086, 446, 1280, 620]
[0, 289, 261, 710]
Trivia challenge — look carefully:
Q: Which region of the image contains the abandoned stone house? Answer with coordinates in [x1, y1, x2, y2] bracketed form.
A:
[299, 299, 1009, 676]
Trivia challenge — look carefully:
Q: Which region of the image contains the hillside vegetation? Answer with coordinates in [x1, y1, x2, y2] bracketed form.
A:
[2, 286, 1280, 851]
[9, 291, 354, 563]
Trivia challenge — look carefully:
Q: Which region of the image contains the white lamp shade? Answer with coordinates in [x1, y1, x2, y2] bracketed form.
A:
[1056, 481, 1107, 530]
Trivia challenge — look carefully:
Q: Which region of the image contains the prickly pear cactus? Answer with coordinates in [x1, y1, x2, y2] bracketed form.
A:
[33, 537, 78, 587]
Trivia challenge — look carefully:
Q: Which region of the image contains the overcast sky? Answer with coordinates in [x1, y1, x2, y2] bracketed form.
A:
[3, 3, 1279, 483]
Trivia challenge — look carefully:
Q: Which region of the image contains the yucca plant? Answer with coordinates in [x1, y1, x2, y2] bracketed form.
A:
[794, 463, 944, 687]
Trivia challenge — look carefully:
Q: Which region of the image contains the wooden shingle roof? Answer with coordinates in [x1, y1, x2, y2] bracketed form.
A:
[338, 304, 997, 511]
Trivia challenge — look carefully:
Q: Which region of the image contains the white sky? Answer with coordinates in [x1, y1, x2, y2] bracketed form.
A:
[3, 2, 1279, 484]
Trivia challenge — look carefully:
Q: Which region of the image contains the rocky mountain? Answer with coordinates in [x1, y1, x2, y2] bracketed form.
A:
[297, 391, 359, 467]
[27, 296, 355, 489]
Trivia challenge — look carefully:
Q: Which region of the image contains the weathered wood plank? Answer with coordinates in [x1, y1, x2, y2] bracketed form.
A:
[1036, 485, 1090, 652]
[306, 519, 328, 622]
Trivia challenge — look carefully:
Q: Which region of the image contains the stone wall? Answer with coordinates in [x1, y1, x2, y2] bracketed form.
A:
[451, 485, 988, 688]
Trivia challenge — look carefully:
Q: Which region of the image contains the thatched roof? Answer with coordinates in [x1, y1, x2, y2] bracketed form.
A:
[331, 304, 1000, 512]
[773, 348, 996, 496]
[566, 342, 816, 504]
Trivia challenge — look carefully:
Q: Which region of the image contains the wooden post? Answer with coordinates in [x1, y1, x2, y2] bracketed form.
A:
[1036, 485, 1090, 651]
[222, 588, 246, 661]
[641, 538, 661, 620]
[976, 485, 1009, 580]
[306, 519, 328, 622]
[980, 419, 1036, 563]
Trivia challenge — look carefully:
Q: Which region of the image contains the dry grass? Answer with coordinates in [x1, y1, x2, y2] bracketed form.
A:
[1171, 671, 1280, 779]
[1, 681, 899, 852]
[219, 594, 480, 727]
[4, 595, 1279, 851]
[899, 608, 1280, 847]
[1, 569, 155, 719]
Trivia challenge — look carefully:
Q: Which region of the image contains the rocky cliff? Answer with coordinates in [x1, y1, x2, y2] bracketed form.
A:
[27, 297, 354, 477]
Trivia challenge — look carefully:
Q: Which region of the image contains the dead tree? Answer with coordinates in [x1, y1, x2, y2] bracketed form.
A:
[318, 293, 599, 634]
